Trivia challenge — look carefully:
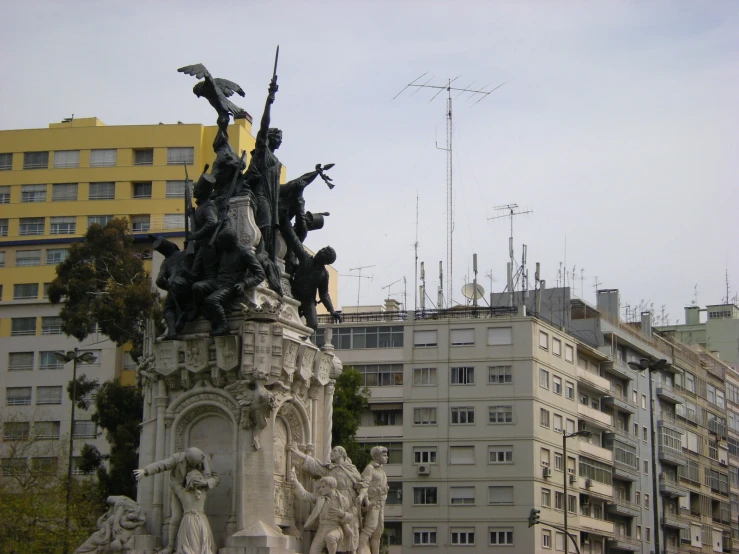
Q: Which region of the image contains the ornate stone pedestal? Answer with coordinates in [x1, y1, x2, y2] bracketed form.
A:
[135, 289, 341, 554]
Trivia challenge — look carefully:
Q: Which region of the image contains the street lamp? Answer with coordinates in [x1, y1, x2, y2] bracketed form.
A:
[54, 348, 97, 554]
[563, 429, 593, 554]
[628, 357, 669, 554]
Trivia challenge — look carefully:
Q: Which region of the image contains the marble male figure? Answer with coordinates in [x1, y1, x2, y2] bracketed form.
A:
[357, 446, 389, 554]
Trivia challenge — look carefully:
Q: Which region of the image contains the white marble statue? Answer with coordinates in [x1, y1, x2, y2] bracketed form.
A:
[289, 469, 354, 554]
[74, 495, 146, 553]
[170, 469, 220, 554]
[133, 447, 219, 554]
[288, 445, 361, 553]
[356, 446, 389, 554]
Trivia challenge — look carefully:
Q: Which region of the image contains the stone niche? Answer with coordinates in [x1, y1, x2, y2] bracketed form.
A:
[135, 287, 342, 554]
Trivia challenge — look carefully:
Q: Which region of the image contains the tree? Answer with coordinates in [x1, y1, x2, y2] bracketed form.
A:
[331, 367, 371, 470]
[47, 218, 159, 359]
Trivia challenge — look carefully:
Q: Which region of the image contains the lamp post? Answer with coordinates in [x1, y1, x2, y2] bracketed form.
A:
[628, 357, 668, 554]
[54, 348, 97, 554]
[563, 429, 592, 554]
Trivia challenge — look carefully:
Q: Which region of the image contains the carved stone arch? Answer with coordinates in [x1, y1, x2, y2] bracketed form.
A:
[275, 399, 311, 447]
[166, 387, 239, 420]
[172, 402, 234, 453]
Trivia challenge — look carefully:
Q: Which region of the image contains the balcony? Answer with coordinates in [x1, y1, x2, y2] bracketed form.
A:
[580, 478, 613, 499]
[578, 440, 614, 463]
[605, 428, 639, 448]
[602, 394, 637, 415]
[659, 474, 688, 498]
[577, 403, 614, 429]
[659, 446, 687, 467]
[657, 416, 684, 434]
[606, 533, 641, 552]
[576, 367, 611, 392]
[578, 515, 614, 536]
[612, 460, 640, 482]
[662, 513, 690, 531]
[606, 498, 640, 518]
[656, 385, 684, 405]
[601, 360, 635, 381]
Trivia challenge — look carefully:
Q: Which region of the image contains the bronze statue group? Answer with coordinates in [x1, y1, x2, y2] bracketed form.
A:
[154, 52, 342, 341]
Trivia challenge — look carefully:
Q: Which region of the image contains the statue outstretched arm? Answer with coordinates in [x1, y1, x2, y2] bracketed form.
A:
[257, 82, 278, 142]
[319, 274, 340, 321]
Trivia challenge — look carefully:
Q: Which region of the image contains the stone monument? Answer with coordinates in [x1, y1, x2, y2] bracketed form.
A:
[132, 49, 346, 554]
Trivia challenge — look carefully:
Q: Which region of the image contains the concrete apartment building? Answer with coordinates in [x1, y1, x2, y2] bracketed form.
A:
[318, 288, 738, 554]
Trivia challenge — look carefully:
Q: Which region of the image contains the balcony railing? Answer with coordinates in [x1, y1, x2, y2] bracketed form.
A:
[576, 367, 611, 392]
[577, 403, 614, 428]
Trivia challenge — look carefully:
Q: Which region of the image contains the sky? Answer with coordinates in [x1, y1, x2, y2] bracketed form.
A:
[1, 1, 737, 322]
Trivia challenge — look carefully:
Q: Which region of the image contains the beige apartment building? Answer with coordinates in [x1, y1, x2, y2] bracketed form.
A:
[318, 287, 739, 554]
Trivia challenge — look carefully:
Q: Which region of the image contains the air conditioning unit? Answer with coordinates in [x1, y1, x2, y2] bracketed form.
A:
[569, 474, 577, 484]
[543, 467, 552, 478]
[417, 464, 430, 476]
[720, 460, 727, 466]
[585, 479, 593, 488]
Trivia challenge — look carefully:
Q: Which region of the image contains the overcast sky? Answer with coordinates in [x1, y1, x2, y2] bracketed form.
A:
[1, 1, 737, 322]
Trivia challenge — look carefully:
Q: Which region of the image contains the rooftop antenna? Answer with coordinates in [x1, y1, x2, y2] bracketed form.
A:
[382, 279, 402, 302]
[725, 268, 731, 305]
[413, 192, 419, 311]
[346, 265, 375, 310]
[593, 276, 602, 303]
[485, 270, 497, 293]
[420, 261, 426, 311]
[438, 261, 444, 310]
[580, 268, 585, 299]
[488, 203, 533, 307]
[691, 283, 698, 307]
[394, 73, 505, 308]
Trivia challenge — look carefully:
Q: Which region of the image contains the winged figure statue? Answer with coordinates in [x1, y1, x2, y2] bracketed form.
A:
[178, 63, 247, 132]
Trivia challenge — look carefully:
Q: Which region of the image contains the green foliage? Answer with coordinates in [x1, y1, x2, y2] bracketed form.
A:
[331, 366, 371, 470]
[47, 218, 159, 359]
[90, 380, 144, 499]
[66, 374, 100, 410]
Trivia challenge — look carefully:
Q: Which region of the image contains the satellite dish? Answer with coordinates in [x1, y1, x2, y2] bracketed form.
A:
[461, 283, 485, 300]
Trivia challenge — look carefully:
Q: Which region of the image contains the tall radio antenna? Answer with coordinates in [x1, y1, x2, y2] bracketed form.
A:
[488, 203, 533, 307]
[394, 73, 505, 308]
[413, 192, 419, 311]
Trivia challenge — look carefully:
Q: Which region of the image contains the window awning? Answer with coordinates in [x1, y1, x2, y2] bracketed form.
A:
[370, 403, 403, 411]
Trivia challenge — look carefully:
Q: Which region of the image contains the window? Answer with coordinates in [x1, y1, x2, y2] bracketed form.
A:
[542, 529, 551, 549]
[134, 149, 154, 166]
[73, 421, 97, 439]
[633, 422, 639, 436]
[359, 442, 403, 464]
[644, 493, 650, 509]
[0, 152, 12, 170]
[553, 414, 563, 433]
[578, 456, 613, 485]
[642, 426, 648, 442]
[21, 184, 46, 203]
[413, 529, 436, 546]
[53, 150, 79, 168]
[32, 457, 58, 473]
[72, 457, 93, 476]
[568, 495, 576, 513]
[451, 407, 475, 424]
[555, 491, 564, 510]
[541, 448, 551, 467]
[166, 180, 186, 198]
[414, 447, 437, 464]
[23, 151, 49, 169]
[451, 528, 475, 545]
[540, 408, 550, 429]
[386, 482, 402, 505]
[553, 338, 561, 356]
[357, 364, 403, 387]
[9, 352, 34, 370]
[643, 460, 648, 474]
[46, 248, 69, 265]
[414, 407, 437, 425]
[41, 317, 63, 335]
[132, 182, 152, 199]
[89, 182, 115, 200]
[19, 217, 45, 235]
[328, 326, 404, 349]
[565, 381, 574, 400]
[11, 318, 37, 336]
[539, 368, 549, 389]
[488, 365, 512, 384]
[164, 214, 185, 229]
[88, 215, 114, 228]
[565, 344, 574, 362]
[451, 328, 474, 346]
[6, 387, 32, 406]
[413, 367, 436, 385]
[566, 419, 575, 434]
[555, 532, 565, 552]
[51, 183, 78, 202]
[40, 351, 64, 370]
[0, 186, 8, 203]
[413, 487, 437, 505]
[488, 486, 513, 505]
[488, 445, 513, 464]
[16, 249, 41, 266]
[4, 422, 30, 440]
[371, 409, 402, 426]
[542, 487, 551, 507]
[0, 252, 4, 268]
[450, 446, 475, 464]
[451, 366, 474, 385]
[50, 216, 76, 234]
[90, 149, 117, 167]
[0, 219, 6, 236]
[489, 405, 513, 423]
[641, 394, 647, 409]
[554, 452, 563, 470]
[489, 529, 514, 545]
[552, 375, 562, 394]
[14, 283, 38, 299]
[487, 327, 512, 345]
[450, 487, 475, 505]
[632, 389, 638, 403]
[539, 331, 549, 350]
[36, 386, 62, 405]
[167, 147, 194, 165]
[413, 330, 437, 347]
[131, 215, 150, 232]
[645, 528, 651, 543]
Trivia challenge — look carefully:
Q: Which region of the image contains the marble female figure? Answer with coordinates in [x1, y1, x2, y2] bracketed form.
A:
[170, 469, 221, 554]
